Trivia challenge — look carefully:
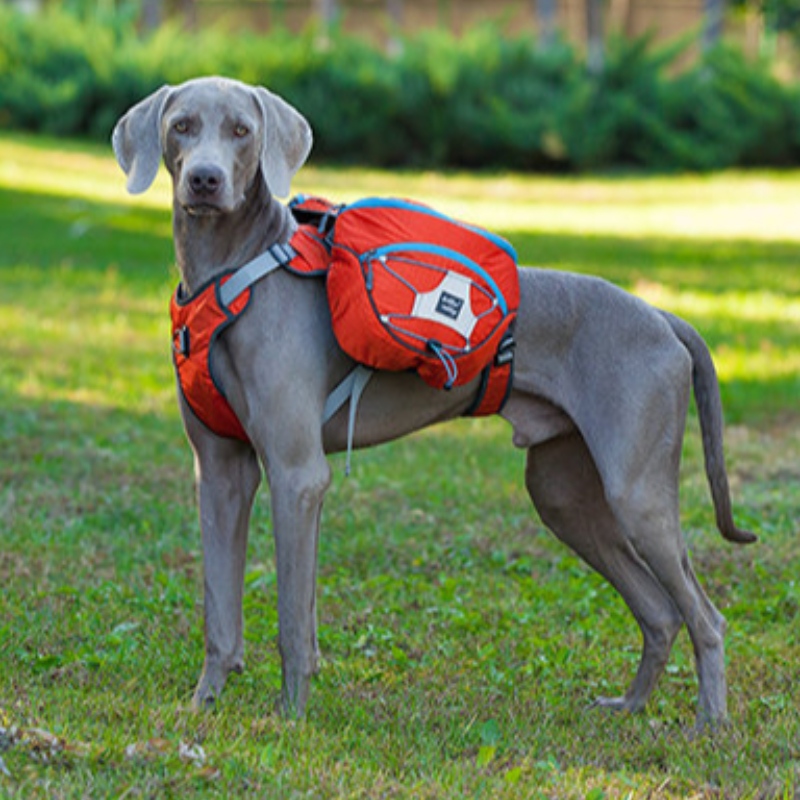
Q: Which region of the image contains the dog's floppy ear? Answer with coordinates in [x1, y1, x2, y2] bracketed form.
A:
[253, 87, 313, 199]
[112, 85, 173, 194]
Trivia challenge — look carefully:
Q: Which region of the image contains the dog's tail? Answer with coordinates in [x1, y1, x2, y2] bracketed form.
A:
[661, 310, 757, 545]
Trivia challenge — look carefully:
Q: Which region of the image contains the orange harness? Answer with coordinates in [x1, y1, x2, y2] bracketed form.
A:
[171, 272, 252, 441]
[170, 232, 328, 441]
[170, 204, 515, 444]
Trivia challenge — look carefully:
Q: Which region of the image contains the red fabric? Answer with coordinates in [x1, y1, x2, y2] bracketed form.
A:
[285, 224, 332, 276]
[170, 275, 251, 441]
[467, 360, 514, 417]
[327, 199, 519, 391]
[169, 222, 332, 441]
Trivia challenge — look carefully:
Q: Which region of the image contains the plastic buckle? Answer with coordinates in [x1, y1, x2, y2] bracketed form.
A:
[174, 326, 190, 357]
[494, 331, 515, 367]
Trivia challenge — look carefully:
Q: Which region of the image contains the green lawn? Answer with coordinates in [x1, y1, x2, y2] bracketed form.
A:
[0, 132, 799, 798]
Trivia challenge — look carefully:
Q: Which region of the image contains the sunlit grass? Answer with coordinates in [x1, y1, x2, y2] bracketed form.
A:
[635, 282, 800, 389]
[0, 135, 151, 207]
[1, 133, 798, 798]
[5, 131, 800, 242]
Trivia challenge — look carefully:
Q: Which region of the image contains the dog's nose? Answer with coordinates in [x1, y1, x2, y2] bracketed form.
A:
[188, 166, 224, 197]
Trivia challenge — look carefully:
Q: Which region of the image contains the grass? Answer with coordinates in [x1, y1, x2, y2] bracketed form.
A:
[0, 131, 799, 798]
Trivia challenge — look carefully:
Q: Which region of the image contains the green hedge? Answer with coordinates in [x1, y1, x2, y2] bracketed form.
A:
[1, 6, 799, 171]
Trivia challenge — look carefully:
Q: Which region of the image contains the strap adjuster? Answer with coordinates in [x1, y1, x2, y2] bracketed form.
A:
[173, 325, 190, 357]
[494, 330, 515, 367]
[218, 243, 296, 307]
[271, 241, 296, 263]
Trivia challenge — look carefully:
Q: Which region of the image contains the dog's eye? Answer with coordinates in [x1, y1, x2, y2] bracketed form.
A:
[173, 120, 189, 134]
[233, 124, 250, 138]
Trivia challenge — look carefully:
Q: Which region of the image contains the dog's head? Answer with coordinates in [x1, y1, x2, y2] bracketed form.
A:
[112, 76, 313, 214]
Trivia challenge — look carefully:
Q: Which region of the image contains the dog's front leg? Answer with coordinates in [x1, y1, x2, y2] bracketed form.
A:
[183, 403, 262, 710]
[267, 452, 331, 718]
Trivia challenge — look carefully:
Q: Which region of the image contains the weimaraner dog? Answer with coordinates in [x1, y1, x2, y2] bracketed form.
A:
[112, 76, 755, 729]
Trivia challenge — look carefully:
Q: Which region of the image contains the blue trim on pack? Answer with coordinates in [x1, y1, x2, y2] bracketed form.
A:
[367, 242, 509, 315]
[346, 197, 518, 265]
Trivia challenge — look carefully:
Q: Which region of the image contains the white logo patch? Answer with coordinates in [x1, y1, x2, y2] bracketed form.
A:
[411, 271, 477, 340]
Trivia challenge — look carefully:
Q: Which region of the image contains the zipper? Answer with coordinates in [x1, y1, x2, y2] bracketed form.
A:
[361, 242, 507, 315]
[346, 197, 518, 265]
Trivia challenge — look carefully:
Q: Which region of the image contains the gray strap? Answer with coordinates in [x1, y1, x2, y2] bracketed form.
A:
[219, 243, 373, 474]
[323, 365, 373, 475]
[323, 365, 369, 423]
[219, 242, 296, 307]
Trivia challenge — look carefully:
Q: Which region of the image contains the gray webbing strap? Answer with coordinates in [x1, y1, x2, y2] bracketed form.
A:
[323, 365, 373, 475]
[218, 243, 371, 473]
[218, 242, 296, 307]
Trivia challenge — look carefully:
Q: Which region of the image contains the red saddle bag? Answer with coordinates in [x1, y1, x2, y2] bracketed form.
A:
[316, 197, 519, 391]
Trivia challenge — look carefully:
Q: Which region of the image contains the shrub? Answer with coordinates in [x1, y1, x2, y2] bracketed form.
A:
[0, 9, 110, 135]
[1, 5, 798, 172]
[406, 26, 581, 170]
[667, 45, 798, 169]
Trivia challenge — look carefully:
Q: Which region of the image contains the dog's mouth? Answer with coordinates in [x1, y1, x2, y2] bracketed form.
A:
[183, 202, 224, 216]
[180, 192, 246, 217]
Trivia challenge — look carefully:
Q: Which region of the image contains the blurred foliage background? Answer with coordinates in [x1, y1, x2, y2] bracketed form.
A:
[2, 0, 800, 172]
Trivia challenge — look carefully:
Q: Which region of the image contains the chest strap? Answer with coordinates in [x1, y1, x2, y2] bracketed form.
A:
[215, 242, 374, 471]
[218, 242, 296, 306]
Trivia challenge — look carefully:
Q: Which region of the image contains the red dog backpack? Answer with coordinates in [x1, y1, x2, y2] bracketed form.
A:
[297, 197, 519, 391]
[171, 195, 519, 446]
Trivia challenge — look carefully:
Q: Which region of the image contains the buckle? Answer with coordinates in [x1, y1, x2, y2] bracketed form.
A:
[174, 325, 190, 357]
[494, 331, 515, 367]
[270, 242, 296, 264]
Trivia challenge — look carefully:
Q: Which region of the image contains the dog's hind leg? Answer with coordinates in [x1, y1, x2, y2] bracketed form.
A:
[604, 484, 728, 730]
[585, 423, 729, 730]
[525, 432, 684, 714]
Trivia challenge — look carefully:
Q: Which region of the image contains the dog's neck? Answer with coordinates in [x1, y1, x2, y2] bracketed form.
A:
[172, 177, 296, 295]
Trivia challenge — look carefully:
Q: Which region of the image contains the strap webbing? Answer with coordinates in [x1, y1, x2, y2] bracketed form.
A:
[217, 241, 372, 474]
[218, 242, 296, 307]
[323, 365, 373, 475]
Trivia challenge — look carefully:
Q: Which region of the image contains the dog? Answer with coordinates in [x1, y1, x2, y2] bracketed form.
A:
[112, 76, 755, 729]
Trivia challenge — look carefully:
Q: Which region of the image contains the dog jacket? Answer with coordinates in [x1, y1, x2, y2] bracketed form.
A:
[170, 196, 517, 443]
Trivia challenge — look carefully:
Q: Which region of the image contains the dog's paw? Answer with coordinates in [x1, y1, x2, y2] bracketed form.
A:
[191, 692, 217, 713]
[191, 680, 221, 713]
[690, 711, 729, 739]
[589, 695, 640, 714]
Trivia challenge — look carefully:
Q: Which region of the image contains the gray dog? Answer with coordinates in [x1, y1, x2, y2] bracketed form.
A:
[112, 76, 754, 729]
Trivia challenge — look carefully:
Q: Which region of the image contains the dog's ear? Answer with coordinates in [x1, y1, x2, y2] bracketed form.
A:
[112, 85, 173, 194]
[253, 87, 313, 199]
